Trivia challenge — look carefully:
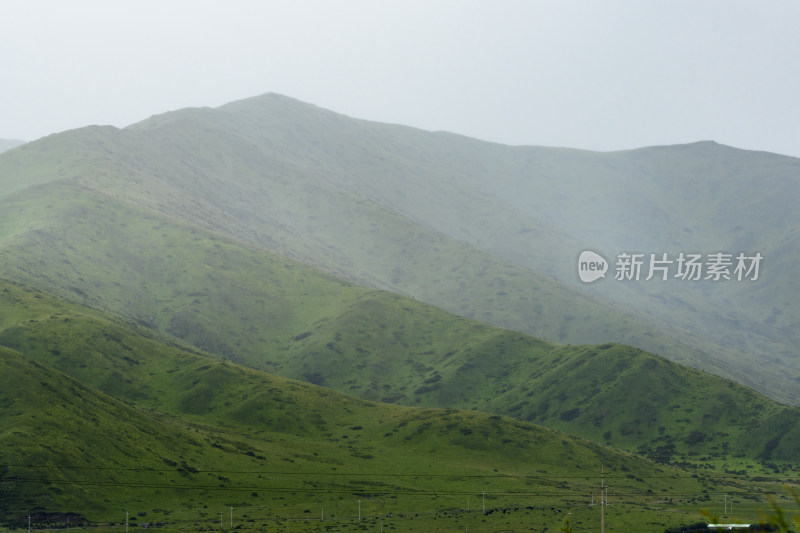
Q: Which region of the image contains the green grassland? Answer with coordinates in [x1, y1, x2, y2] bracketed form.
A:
[1, 208, 798, 466]
[0, 175, 797, 473]
[1, 94, 799, 531]
[1, 283, 795, 532]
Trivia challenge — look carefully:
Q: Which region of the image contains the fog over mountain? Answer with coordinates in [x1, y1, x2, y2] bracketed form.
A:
[2, 91, 799, 531]
[0, 139, 25, 153]
[1, 93, 798, 405]
[3, 2, 799, 528]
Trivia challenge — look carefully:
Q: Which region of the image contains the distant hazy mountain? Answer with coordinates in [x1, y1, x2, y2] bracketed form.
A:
[0, 138, 24, 153]
[0, 93, 797, 406]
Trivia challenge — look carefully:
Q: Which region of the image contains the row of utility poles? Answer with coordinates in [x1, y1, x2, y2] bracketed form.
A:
[25, 469, 739, 533]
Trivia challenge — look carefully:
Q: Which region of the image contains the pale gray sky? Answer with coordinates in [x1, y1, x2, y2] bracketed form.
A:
[2, 0, 799, 157]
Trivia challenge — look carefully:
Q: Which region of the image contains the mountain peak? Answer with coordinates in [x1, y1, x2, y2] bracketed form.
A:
[218, 91, 331, 115]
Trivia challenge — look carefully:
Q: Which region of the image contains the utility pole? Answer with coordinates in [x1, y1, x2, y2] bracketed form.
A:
[482, 491, 485, 513]
[126, 511, 129, 533]
[600, 466, 605, 533]
[230, 506, 233, 529]
[359, 500, 361, 521]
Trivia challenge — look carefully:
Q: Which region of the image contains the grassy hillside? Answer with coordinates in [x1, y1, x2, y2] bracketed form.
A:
[4, 284, 781, 532]
[1, 198, 798, 475]
[1, 93, 798, 532]
[206, 95, 800, 403]
[0, 94, 796, 407]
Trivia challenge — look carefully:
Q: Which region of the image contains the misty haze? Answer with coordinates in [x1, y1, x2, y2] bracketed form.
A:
[1, 92, 799, 532]
[2, 2, 799, 531]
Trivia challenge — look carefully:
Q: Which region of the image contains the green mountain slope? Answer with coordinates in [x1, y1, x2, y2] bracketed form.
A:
[172, 95, 800, 402]
[2, 284, 762, 532]
[0, 94, 795, 406]
[0, 89, 797, 529]
[0, 192, 797, 474]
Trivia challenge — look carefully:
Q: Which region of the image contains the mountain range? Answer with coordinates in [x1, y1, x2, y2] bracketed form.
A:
[0, 93, 797, 531]
[4, 93, 797, 404]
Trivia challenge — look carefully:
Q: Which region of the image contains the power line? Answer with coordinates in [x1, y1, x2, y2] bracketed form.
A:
[3, 463, 789, 481]
[5, 477, 784, 499]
